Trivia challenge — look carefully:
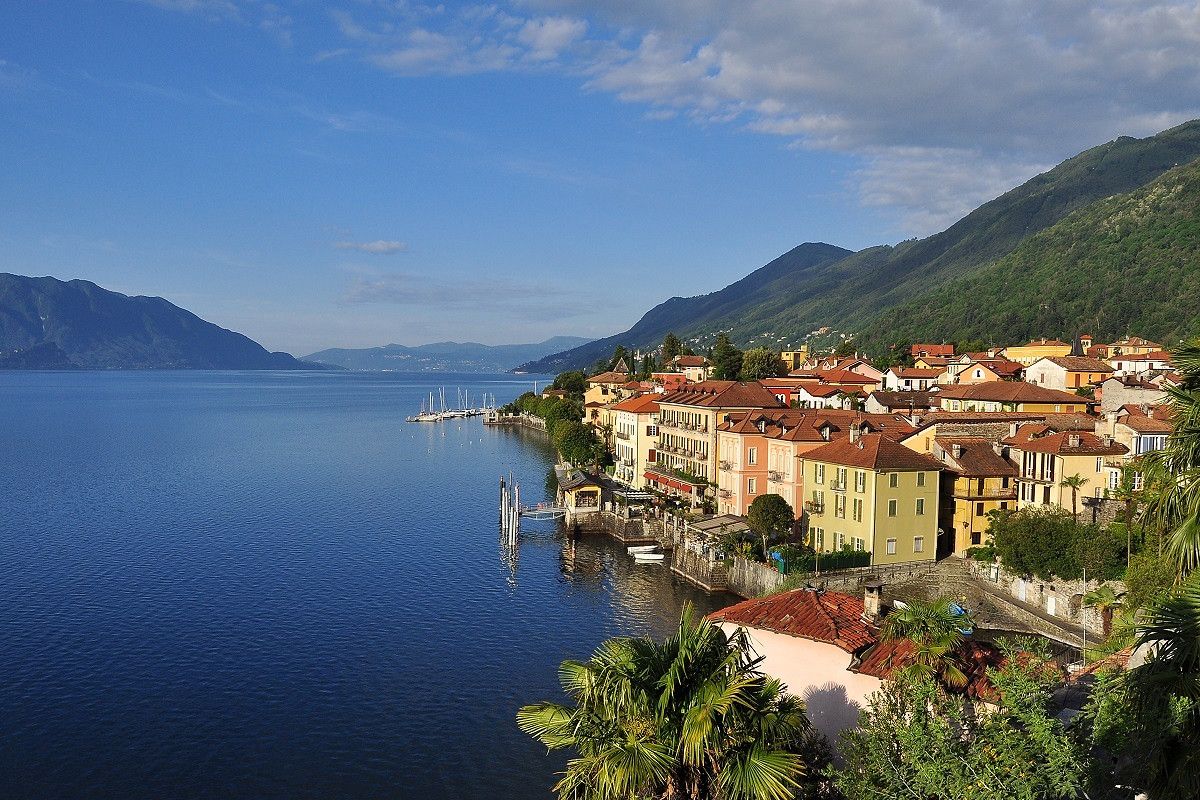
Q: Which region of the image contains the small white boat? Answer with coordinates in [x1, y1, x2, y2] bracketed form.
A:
[627, 545, 659, 554]
[633, 552, 666, 562]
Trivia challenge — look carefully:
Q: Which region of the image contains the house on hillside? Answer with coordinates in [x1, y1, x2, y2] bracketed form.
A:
[864, 390, 936, 416]
[882, 367, 942, 391]
[935, 382, 1091, 414]
[610, 394, 661, 490]
[911, 343, 955, 359]
[1024, 356, 1113, 391]
[1098, 376, 1167, 412]
[919, 437, 1018, 551]
[673, 354, 712, 382]
[1109, 350, 1173, 376]
[1005, 426, 1128, 511]
[1002, 338, 1072, 366]
[802, 430, 943, 564]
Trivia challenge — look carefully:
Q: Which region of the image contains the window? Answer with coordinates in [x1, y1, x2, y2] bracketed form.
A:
[747, 478, 757, 495]
[836, 532, 845, 549]
[886, 538, 897, 555]
[888, 499, 898, 517]
[916, 472, 925, 487]
[853, 537, 866, 551]
[916, 498, 925, 515]
[889, 473, 899, 488]
[835, 494, 846, 518]
[836, 467, 847, 488]
[976, 502, 985, 516]
[647, 425, 657, 437]
[748, 447, 757, 465]
[815, 464, 825, 485]
[852, 498, 863, 522]
[913, 536, 925, 553]
[855, 471, 865, 492]
[1095, 457, 1103, 473]
[813, 527, 825, 548]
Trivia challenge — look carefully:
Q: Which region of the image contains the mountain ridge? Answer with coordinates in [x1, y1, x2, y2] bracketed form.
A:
[304, 336, 592, 373]
[0, 274, 321, 370]
[519, 119, 1200, 372]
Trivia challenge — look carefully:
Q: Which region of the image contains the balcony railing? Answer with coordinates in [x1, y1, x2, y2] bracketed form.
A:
[768, 470, 785, 482]
[955, 486, 1018, 499]
[830, 479, 847, 492]
[804, 500, 824, 515]
[719, 460, 733, 471]
[615, 430, 630, 440]
[718, 489, 733, 499]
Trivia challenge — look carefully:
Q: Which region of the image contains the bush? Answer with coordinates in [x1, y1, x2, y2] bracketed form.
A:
[965, 546, 996, 562]
[990, 507, 1125, 580]
[775, 546, 871, 575]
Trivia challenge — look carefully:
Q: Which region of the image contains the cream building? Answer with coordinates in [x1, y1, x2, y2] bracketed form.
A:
[610, 394, 661, 490]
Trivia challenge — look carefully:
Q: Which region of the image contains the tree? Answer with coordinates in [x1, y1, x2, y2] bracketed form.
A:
[710, 334, 744, 381]
[553, 420, 605, 469]
[1142, 336, 1200, 573]
[747, 494, 794, 564]
[837, 645, 1085, 800]
[662, 332, 684, 364]
[552, 370, 587, 395]
[639, 353, 657, 379]
[1059, 473, 1087, 518]
[517, 604, 821, 800]
[833, 338, 857, 358]
[880, 597, 973, 690]
[740, 348, 787, 381]
[1081, 583, 1123, 640]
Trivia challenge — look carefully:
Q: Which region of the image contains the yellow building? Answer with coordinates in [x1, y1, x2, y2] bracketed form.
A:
[925, 437, 1017, 551]
[781, 347, 810, 371]
[610, 393, 661, 489]
[802, 431, 943, 565]
[936, 382, 1091, 413]
[1002, 338, 1072, 366]
[583, 370, 633, 409]
[1005, 426, 1129, 512]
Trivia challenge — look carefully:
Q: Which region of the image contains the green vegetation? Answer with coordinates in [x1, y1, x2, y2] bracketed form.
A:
[520, 121, 1200, 373]
[501, 390, 607, 470]
[709, 333, 744, 380]
[746, 494, 795, 563]
[989, 507, 1126, 581]
[774, 547, 871, 578]
[517, 605, 828, 800]
[740, 347, 787, 380]
[880, 598, 975, 690]
[838, 641, 1085, 800]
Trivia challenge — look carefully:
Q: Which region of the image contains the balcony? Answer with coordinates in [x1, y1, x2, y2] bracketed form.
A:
[718, 489, 733, 499]
[615, 430, 630, 441]
[830, 479, 847, 492]
[804, 500, 825, 515]
[768, 470, 785, 482]
[719, 460, 733, 471]
[955, 486, 1018, 500]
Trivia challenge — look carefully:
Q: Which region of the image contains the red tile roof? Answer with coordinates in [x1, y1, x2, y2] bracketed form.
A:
[587, 370, 631, 384]
[675, 355, 709, 367]
[659, 380, 785, 409]
[852, 639, 1005, 701]
[1004, 427, 1128, 456]
[937, 382, 1088, 405]
[892, 368, 943, 379]
[709, 589, 875, 654]
[802, 433, 944, 470]
[1041, 356, 1114, 373]
[934, 437, 1018, 477]
[610, 394, 660, 414]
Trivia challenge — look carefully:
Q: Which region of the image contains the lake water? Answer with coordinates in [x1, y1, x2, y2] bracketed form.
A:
[0, 371, 732, 800]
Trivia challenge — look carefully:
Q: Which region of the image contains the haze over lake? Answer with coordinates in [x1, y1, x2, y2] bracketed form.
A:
[0, 372, 728, 800]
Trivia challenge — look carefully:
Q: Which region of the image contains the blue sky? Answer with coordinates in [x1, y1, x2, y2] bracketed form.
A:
[2, 1, 1198, 354]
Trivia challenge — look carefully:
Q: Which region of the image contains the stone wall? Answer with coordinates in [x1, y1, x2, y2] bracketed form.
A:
[671, 548, 729, 593]
[726, 557, 786, 598]
[963, 558, 1124, 637]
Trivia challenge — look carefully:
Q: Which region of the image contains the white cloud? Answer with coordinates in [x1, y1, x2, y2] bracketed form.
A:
[517, 16, 586, 60]
[333, 240, 409, 254]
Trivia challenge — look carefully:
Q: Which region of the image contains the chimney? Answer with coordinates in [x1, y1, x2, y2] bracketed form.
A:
[992, 440, 1005, 457]
[849, 424, 861, 443]
[863, 580, 884, 623]
[1104, 434, 1114, 447]
[1009, 422, 1019, 438]
[1068, 433, 1081, 448]
[951, 443, 964, 459]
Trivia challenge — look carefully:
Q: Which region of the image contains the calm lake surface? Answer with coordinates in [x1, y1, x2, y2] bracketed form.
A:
[0, 371, 732, 800]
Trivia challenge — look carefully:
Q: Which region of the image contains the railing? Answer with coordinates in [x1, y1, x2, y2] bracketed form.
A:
[768, 470, 785, 482]
[719, 489, 733, 499]
[955, 486, 1018, 499]
[830, 479, 847, 492]
[804, 500, 824, 515]
[615, 430, 630, 440]
[719, 460, 733, 471]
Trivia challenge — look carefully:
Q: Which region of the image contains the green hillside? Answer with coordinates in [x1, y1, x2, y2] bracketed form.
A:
[522, 120, 1200, 372]
[856, 156, 1200, 351]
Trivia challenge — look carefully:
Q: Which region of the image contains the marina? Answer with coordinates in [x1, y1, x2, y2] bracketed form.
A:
[406, 387, 498, 422]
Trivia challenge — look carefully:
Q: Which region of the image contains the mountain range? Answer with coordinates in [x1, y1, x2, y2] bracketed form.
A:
[0, 274, 321, 370]
[519, 120, 1200, 372]
[303, 336, 591, 373]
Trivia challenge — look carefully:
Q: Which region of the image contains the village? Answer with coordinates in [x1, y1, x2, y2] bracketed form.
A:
[494, 333, 1183, 751]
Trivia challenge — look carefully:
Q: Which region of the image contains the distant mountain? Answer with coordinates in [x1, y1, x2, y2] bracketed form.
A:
[855, 155, 1200, 349]
[516, 242, 853, 373]
[303, 336, 592, 373]
[0, 274, 320, 370]
[521, 120, 1200, 372]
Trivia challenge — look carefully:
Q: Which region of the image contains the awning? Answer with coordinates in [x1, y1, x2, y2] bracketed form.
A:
[644, 471, 699, 494]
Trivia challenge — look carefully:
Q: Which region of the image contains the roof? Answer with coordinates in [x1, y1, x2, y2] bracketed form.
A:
[675, 355, 709, 367]
[936, 382, 1088, 405]
[587, 370, 631, 384]
[934, 437, 1018, 477]
[1118, 414, 1173, 434]
[1113, 350, 1173, 362]
[610, 393, 660, 414]
[709, 589, 875, 654]
[1004, 427, 1129, 456]
[891, 367, 943, 379]
[911, 343, 955, 356]
[869, 391, 937, 409]
[1039, 356, 1114, 373]
[852, 638, 1005, 701]
[659, 380, 786, 409]
[1014, 338, 1070, 347]
[556, 466, 602, 491]
[815, 368, 877, 384]
[802, 432, 945, 471]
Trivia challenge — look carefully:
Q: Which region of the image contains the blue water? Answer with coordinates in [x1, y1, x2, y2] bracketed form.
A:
[0, 371, 730, 800]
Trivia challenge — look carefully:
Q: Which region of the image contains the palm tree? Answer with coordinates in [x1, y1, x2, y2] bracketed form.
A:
[1059, 473, 1087, 519]
[517, 604, 814, 800]
[1124, 571, 1200, 798]
[1142, 337, 1200, 574]
[1082, 583, 1123, 640]
[880, 597, 974, 690]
